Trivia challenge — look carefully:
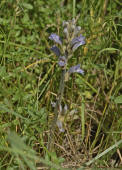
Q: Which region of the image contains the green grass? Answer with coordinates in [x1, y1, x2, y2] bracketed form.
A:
[0, 0, 122, 169]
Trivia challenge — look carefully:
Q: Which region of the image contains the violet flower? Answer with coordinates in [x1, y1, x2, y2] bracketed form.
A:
[50, 45, 61, 57]
[51, 101, 56, 108]
[68, 64, 84, 75]
[49, 33, 62, 45]
[58, 56, 67, 67]
[56, 120, 65, 132]
[71, 34, 85, 51]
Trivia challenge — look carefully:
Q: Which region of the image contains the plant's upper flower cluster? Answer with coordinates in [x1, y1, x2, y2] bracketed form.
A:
[49, 19, 85, 75]
[49, 33, 85, 54]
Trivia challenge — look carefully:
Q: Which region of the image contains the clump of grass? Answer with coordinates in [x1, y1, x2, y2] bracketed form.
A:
[0, 0, 122, 169]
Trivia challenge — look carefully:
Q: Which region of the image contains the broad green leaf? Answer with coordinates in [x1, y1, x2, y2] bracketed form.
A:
[22, 3, 33, 10]
[114, 95, 122, 104]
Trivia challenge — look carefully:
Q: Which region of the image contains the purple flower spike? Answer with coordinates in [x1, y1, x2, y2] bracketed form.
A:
[58, 56, 67, 67]
[69, 64, 84, 75]
[50, 45, 61, 57]
[49, 33, 62, 45]
[71, 34, 85, 51]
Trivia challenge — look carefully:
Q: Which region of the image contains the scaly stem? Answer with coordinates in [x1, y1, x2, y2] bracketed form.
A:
[48, 68, 66, 150]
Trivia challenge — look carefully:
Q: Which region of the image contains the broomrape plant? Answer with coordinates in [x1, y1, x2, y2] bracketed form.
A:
[49, 18, 85, 145]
